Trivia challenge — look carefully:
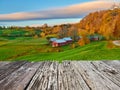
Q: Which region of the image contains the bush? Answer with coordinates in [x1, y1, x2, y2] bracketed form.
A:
[34, 35, 39, 39]
[71, 43, 77, 49]
[85, 37, 90, 44]
[78, 36, 90, 46]
[78, 38, 85, 46]
[56, 49, 61, 52]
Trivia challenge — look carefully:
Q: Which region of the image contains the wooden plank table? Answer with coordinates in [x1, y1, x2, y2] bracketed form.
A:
[0, 60, 120, 90]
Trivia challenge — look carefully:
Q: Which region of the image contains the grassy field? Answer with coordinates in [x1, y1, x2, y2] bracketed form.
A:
[0, 37, 120, 62]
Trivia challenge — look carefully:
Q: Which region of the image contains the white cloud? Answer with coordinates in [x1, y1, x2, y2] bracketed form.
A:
[0, 1, 118, 21]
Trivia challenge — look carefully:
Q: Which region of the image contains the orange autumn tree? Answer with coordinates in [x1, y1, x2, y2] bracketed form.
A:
[99, 9, 120, 40]
[113, 14, 120, 40]
[79, 9, 120, 40]
[99, 10, 116, 40]
[78, 29, 90, 46]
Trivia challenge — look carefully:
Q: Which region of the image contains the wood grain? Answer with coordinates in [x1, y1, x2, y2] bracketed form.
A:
[0, 61, 120, 90]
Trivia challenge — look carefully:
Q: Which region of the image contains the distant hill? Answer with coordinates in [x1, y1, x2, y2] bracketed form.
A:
[78, 8, 120, 39]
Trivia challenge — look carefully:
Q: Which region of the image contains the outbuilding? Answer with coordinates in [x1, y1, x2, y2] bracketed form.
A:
[49, 38, 57, 42]
[88, 35, 100, 41]
[52, 39, 67, 47]
[63, 37, 73, 44]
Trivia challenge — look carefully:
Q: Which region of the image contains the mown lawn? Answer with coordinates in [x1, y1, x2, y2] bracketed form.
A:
[0, 37, 120, 61]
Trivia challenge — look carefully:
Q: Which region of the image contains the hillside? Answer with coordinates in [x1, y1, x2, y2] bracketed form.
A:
[0, 37, 119, 61]
[13, 41, 120, 61]
[1, 9, 120, 61]
[78, 8, 120, 39]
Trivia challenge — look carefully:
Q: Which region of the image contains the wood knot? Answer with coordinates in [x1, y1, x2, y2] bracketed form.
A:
[103, 69, 118, 74]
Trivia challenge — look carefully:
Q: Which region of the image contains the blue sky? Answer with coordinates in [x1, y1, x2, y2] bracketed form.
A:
[0, 0, 118, 27]
[0, 0, 89, 14]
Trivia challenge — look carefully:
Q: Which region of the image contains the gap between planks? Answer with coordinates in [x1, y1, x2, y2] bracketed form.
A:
[0, 61, 120, 90]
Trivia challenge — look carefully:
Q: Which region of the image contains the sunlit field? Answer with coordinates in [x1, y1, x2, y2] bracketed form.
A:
[0, 37, 120, 62]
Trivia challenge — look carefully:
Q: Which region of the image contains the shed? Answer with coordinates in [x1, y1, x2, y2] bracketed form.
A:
[88, 35, 99, 41]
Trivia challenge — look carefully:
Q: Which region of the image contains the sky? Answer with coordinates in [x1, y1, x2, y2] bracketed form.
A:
[0, 0, 119, 27]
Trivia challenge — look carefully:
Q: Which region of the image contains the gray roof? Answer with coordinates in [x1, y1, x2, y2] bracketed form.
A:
[50, 38, 57, 41]
[63, 37, 72, 41]
[54, 39, 66, 43]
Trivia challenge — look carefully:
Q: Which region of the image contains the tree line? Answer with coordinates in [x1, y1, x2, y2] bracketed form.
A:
[78, 8, 120, 40]
[1, 8, 120, 41]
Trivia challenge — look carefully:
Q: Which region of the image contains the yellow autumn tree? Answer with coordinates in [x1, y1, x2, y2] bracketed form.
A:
[78, 9, 120, 40]
[78, 29, 90, 46]
[78, 38, 85, 46]
[40, 32, 45, 38]
[34, 34, 39, 39]
[113, 14, 120, 39]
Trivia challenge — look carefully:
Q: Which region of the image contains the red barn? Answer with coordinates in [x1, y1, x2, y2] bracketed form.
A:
[52, 39, 67, 47]
[89, 36, 99, 41]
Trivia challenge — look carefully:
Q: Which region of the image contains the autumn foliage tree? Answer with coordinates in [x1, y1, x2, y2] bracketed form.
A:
[58, 25, 69, 38]
[34, 34, 39, 39]
[40, 32, 45, 38]
[69, 26, 79, 41]
[78, 29, 90, 46]
[78, 9, 120, 40]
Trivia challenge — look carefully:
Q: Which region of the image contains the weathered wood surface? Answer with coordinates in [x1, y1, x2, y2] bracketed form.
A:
[0, 61, 120, 90]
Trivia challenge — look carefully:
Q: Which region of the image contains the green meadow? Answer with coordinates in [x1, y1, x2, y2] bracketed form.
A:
[0, 37, 120, 62]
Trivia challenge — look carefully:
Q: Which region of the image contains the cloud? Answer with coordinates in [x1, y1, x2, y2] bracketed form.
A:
[0, 1, 118, 21]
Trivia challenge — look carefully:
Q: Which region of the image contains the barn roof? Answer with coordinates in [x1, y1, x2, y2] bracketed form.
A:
[50, 38, 57, 41]
[54, 39, 66, 43]
[88, 35, 99, 38]
[63, 37, 72, 41]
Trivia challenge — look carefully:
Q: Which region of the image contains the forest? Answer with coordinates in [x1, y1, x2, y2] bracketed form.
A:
[1, 9, 120, 40]
[79, 8, 120, 40]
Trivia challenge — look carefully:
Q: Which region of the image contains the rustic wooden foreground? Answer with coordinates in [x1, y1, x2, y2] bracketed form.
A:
[0, 61, 120, 90]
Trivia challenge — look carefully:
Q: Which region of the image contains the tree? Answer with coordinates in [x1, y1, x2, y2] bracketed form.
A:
[52, 26, 61, 34]
[34, 34, 39, 39]
[40, 32, 45, 38]
[69, 26, 79, 41]
[78, 38, 85, 46]
[0, 26, 3, 29]
[42, 23, 48, 28]
[58, 25, 68, 38]
[78, 9, 120, 40]
[112, 15, 120, 39]
[78, 29, 90, 46]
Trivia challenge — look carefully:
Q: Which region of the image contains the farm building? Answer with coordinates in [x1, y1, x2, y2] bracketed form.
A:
[49, 38, 57, 42]
[89, 36, 99, 41]
[52, 37, 73, 47]
[78, 34, 103, 41]
[63, 37, 73, 44]
[52, 39, 66, 47]
[88, 34, 103, 41]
